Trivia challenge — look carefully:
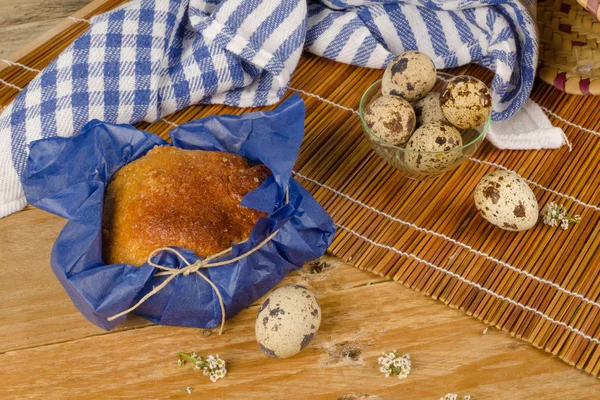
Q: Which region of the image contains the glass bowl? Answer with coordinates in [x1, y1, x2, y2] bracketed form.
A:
[359, 72, 490, 180]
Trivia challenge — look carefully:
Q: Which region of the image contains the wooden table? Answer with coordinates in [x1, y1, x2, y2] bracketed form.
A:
[2, 211, 600, 400]
[0, 2, 599, 399]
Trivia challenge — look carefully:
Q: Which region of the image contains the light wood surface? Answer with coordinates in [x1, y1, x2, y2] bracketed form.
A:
[1, 207, 599, 399]
[0, 0, 599, 398]
[0, 0, 90, 58]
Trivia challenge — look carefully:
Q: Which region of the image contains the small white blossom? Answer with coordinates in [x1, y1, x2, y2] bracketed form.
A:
[439, 394, 470, 400]
[178, 359, 185, 367]
[542, 202, 581, 230]
[185, 387, 193, 394]
[440, 395, 457, 400]
[378, 351, 411, 379]
[177, 352, 227, 383]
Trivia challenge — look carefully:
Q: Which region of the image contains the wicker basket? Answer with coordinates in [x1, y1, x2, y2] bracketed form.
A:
[577, 0, 599, 19]
[538, 0, 600, 94]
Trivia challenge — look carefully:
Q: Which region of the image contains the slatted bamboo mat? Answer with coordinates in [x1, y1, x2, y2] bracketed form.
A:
[1, 0, 600, 377]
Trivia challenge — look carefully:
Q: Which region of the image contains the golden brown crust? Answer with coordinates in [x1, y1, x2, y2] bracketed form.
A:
[102, 146, 270, 266]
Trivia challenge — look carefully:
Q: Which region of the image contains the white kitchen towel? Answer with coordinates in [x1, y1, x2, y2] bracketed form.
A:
[0, 0, 540, 218]
[487, 99, 569, 150]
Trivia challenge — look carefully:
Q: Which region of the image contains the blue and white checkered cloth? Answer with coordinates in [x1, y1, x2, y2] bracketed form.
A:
[0, 0, 538, 217]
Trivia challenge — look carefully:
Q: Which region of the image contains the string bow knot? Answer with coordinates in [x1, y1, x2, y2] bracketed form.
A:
[107, 190, 288, 333]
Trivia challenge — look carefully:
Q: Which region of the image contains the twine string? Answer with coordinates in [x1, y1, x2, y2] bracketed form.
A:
[0, 59, 41, 73]
[336, 224, 600, 344]
[68, 16, 91, 24]
[106, 229, 281, 334]
[107, 190, 289, 333]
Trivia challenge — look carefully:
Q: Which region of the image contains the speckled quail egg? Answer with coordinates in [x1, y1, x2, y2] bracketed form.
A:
[404, 122, 463, 173]
[255, 285, 321, 359]
[440, 76, 492, 129]
[414, 93, 447, 125]
[382, 51, 437, 102]
[363, 95, 416, 146]
[474, 171, 538, 231]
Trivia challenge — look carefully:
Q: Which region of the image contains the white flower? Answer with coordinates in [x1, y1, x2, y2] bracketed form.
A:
[542, 202, 581, 230]
[185, 387, 193, 394]
[178, 352, 227, 382]
[463, 396, 471, 400]
[440, 394, 458, 400]
[178, 359, 185, 367]
[378, 351, 411, 379]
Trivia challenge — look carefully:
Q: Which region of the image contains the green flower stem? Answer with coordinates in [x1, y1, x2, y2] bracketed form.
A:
[177, 352, 197, 363]
[566, 216, 581, 224]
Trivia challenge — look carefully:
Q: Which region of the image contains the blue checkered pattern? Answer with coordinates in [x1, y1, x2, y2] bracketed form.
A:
[0, 0, 538, 217]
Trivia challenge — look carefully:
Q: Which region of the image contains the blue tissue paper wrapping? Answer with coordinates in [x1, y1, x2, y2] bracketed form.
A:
[21, 95, 336, 330]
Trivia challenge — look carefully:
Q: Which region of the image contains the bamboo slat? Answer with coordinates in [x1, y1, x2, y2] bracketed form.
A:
[0, 0, 599, 377]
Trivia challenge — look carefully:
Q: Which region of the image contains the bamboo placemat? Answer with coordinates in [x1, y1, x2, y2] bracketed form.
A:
[1, 0, 600, 377]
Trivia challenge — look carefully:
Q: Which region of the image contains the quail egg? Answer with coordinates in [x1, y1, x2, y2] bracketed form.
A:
[363, 95, 416, 146]
[440, 76, 492, 129]
[255, 285, 321, 359]
[414, 93, 447, 125]
[474, 171, 538, 231]
[404, 122, 463, 173]
[382, 51, 437, 102]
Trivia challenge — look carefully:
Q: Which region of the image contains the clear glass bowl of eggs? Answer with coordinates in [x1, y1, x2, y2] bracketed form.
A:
[360, 51, 491, 180]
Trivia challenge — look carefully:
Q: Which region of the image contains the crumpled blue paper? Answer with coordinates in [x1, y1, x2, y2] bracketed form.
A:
[21, 95, 336, 330]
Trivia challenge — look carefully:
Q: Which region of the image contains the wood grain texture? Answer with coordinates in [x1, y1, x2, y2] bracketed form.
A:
[0, 207, 599, 400]
[0, 0, 599, 397]
[0, 0, 91, 57]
